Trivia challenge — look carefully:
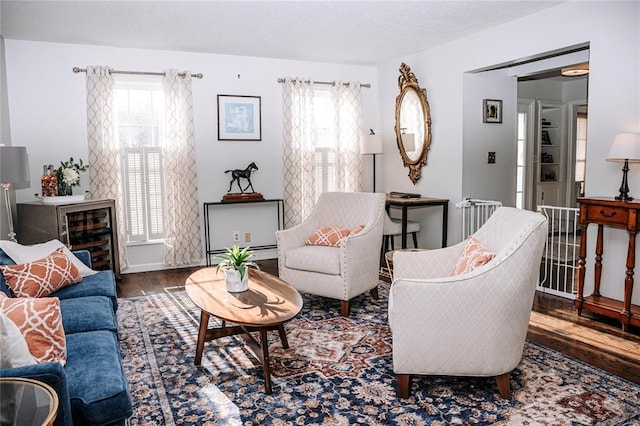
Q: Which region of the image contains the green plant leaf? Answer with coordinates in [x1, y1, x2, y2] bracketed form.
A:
[214, 245, 260, 276]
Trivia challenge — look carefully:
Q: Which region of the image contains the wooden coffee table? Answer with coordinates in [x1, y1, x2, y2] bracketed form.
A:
[185, 267, 303, 394]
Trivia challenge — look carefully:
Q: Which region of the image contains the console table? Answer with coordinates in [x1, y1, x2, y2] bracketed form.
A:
[386, 196, 449, 248]
[575, 197, 640, 331]
[203, 199, 284, 266]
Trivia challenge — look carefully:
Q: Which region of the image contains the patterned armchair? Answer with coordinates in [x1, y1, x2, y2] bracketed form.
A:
[388, 207, 547, 399]
[276, 192, 386, 317]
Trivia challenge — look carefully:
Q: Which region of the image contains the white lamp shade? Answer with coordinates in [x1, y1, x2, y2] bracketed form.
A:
[360, 134, 383, 155]
[0, 146, 30, 184]
[401, 133, 416, 152]
[607, 133, 640, 163]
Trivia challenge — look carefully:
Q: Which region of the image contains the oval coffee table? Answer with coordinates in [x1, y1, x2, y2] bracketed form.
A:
[185, 267, 303, 394]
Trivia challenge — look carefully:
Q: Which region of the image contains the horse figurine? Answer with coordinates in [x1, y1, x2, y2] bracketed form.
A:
[225, 162, 258, 193]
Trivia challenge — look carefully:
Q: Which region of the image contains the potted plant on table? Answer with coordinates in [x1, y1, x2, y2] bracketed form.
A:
[215, 245, 260, 292]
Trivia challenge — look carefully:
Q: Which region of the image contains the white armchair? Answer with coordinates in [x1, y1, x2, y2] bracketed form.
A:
[276, 192, 386, 317]
[389, 207, 547, 399]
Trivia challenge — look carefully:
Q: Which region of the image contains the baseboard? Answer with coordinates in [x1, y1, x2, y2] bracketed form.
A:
[121, 249, 278, 274]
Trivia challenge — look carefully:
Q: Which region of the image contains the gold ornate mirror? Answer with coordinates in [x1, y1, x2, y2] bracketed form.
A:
[394, 63, 432, 184]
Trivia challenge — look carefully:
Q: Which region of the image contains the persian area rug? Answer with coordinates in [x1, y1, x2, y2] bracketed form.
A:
[119, 283, 640, 425]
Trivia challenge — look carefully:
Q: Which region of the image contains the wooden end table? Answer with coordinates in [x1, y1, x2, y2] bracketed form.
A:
[185, 267, 303, 394]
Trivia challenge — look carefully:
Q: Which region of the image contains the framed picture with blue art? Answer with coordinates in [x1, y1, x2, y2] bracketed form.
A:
[217, 94, 262, 141]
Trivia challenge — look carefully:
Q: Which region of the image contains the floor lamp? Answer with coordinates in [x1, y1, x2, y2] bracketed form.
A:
[606, 133, 640, 201]
[0, 146, 30, 242]
[361, 130, 383, 193]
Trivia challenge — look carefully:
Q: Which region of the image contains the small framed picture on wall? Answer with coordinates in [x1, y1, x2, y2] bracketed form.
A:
[482, 99, 503, 123]
[217, 95, 262, 141]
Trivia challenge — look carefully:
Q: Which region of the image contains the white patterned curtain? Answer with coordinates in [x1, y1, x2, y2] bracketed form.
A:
[330, 81, 364, 192]
[282, 78, 316, 227]
[282, 79, 364, 226]
[162, 70, 202, 266]
[86, 66, 128, 270]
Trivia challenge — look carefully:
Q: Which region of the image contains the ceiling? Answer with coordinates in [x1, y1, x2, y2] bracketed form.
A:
[0, 1, 563, 66]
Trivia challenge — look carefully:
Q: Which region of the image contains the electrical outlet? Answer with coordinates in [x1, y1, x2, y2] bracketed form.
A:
[488, 151, 496, 164]
[232, 231, 240, 242]
[244, 232, 251, 243]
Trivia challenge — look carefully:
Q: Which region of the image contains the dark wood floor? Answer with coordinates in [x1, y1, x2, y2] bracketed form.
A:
[118, 259, 640, 384]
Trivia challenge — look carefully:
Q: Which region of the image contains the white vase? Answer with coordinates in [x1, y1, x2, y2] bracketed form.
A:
[224, 269, 249, 292]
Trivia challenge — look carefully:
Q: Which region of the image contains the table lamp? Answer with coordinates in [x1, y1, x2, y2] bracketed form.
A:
[360, 130, 383, 192]
[606, 133, 640, 201]
[0, 146, 30, 242]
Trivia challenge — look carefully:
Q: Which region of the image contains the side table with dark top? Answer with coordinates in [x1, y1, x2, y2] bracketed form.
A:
[385, 196, 449, 249]
[0, 377, 58, 426]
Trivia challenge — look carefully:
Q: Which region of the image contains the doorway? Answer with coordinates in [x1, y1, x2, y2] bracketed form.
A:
[517, 66, 589, 209]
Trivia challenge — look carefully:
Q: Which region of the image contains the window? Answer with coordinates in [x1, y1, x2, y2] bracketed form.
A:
[312, 89, 336, 199]
[115, 81, 165, 242]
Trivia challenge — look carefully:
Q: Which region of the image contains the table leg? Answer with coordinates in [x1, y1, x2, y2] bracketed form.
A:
[277, 324, 289, 349]
[575, 223, 588, 316]
[259, 329, 272, 394]
[401, 205, 408, 249]
[194, 311, 209, 366]
[442, 203, 448, 248]
[594, 224, 604, 297]
[621, 230, 636, 331]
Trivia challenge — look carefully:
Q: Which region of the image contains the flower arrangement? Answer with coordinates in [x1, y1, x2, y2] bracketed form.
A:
[56, 157, 89, 195]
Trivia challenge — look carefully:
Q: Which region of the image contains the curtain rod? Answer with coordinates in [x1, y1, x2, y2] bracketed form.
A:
[72, 67, 203, 79]
[277, 78, 370, 88]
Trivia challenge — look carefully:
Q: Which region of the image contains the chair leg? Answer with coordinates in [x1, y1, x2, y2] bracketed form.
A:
[341, 300, 350, 317]
[397, 374, 411, 399]
[380, 236, 389, 266]
[496, 372, 511, 399]
[370, 286, 379, 300]
[412, 232, 418, 248]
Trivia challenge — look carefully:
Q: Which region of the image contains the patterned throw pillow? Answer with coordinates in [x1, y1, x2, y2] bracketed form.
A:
[0, 247, 83, 298]
[451, 236, 496, 276]
[306, 225, 366, 247]
[0, 296, 67, 365]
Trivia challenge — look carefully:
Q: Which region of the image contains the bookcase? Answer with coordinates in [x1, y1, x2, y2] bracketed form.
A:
[16, 199, 120, 278]
[536, 101, 565, 207]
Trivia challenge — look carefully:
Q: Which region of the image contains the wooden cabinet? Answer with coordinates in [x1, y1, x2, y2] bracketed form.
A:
[16, 199, 120, 279]
[575, 197, 640, 330]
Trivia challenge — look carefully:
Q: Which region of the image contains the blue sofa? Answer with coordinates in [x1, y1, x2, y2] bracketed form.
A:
[0, 249, 132, 426]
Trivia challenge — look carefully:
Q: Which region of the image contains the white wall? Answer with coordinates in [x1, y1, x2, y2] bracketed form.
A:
[4, 40, 378, 271]
[462, 69, 517, 205]
[378, 1, 639, 303]
[0, 36, 13, 240]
